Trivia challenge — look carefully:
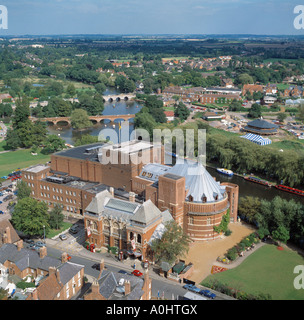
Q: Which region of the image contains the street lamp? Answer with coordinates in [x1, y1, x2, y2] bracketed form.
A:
[43, 225, 45, 243]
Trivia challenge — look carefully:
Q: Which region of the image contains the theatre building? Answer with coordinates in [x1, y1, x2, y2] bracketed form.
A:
[22, 139, 239, 247]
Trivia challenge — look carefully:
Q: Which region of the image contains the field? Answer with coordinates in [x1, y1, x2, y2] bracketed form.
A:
[46, 222, 73, 238]
[0, 149, 50, 177]
[201, 244, 304, 300]
[265, 139, 304, 156]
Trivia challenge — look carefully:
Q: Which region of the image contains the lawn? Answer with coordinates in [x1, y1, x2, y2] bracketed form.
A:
[201, 245, 304, 300]
[265, 139, 304, 156]
[46, 222, 73, 238]
[0, 148, 50, 177]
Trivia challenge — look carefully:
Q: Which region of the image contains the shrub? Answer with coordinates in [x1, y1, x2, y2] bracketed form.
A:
[226, 247, 238, 261]
[224, 229, 232, 236]
[16, 281, 35, 290]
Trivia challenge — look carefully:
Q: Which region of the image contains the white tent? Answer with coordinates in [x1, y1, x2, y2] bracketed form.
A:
[241, 133, 272, 146]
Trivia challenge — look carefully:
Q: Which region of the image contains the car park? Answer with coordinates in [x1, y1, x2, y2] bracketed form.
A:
[199, 289, 216, 299]
[131, 270, 143, 277]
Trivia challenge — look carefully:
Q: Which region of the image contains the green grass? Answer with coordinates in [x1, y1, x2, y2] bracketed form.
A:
[265, 139, 304, 156]
[46, 222, 73, 238]
[201, 245, 304, 300]
[0, 148, 50, 177]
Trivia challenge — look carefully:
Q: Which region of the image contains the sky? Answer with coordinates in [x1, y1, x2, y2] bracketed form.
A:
[0, 0, 303, 36]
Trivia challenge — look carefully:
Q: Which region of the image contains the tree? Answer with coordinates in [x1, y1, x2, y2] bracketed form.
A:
[16, 180, 32, 200]
[42, 134, 66, 154]
[75, 134, 98, 146]
[5, 129, 21, 150]
[248, 103, 262, 118]
[66, 84, 76, 96]
[272, 226, 290, 244]
[11, 197, 49, 237]
[94, 82, 106, 94]
[70, 108, 93, 129]
[174, 102, 190, 122]
[150, 220, 191, 264]
[49, 204, 64, 230]
[277, 113, 287, 123]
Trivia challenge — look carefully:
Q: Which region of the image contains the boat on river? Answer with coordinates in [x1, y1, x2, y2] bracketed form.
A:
[216, 168, 233, 177]
[244, 176, 272, 187]
[275, 184, 304, 196]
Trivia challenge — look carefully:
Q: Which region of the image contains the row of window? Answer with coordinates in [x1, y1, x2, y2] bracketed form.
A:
[39, 193, 78, 205]
[188, 216, 212, 225]
[39, 200, 78, 213]
[40, 185, 78, 197]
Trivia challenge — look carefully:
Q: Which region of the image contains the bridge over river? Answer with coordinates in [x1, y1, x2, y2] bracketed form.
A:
[29, 114, 136, 125]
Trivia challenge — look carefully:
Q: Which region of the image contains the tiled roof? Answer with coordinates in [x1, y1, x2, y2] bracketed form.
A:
[0, 220, 20, 246]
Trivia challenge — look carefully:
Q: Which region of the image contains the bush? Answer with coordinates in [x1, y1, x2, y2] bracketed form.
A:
[226, 247, 238, 261]
[16, 280, 35, 290]
[224, 229, 232, 236]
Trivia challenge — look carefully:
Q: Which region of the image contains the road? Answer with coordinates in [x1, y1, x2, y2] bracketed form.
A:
[37, 235, 234, 300]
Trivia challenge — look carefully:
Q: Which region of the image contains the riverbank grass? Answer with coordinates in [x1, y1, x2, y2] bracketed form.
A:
[0, 148, 50, 177]
[201, 244, 304, 300]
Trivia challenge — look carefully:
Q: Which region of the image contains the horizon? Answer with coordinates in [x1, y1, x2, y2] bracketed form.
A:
[0, 1, 303, 36]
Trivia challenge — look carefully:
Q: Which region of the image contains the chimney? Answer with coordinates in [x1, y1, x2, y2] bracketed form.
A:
[142, 267, 152, 300]
[92, 279, 100, 295]
[61, 252, 68, 263]
[32, 289, 39, 300]
[39, 246, 47, 259]
[109, 187, 114, 197]
[129, 192, 136, 203]
[56, 269, 61, 284]
[49, 266, 56, 276]
[98, 258, 104, 279]
[3, 226, 11, 244]
[17, 240, 23, 251]
[124, 280, 131, 296]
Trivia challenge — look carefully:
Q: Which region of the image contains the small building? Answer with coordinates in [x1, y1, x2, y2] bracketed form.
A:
[164, 111, 175, 122]
[240, 133, 272, 146]
[243, 119, 278, 135]
[203, 112, 224, 121]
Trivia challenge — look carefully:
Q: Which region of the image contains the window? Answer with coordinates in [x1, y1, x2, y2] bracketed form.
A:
[137, 234, 142, 244]
[113, 222, 119, 234]
[189, 216, 194, 224]
[207, 218, 211, 226]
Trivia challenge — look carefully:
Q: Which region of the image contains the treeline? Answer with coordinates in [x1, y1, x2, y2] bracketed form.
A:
[206, 132, 304, 187]
[238, 196, 304, 247]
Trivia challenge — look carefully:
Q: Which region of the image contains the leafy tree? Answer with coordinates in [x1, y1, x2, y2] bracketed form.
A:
[66, 83, 76, 96]
[272, 226, 290, 244]
[150, 220, 191, 264]
[174, 102, 190, 122]
[75, 134, 98, 146]
[49, 204, 64, 230]
[94, 82, 106, 94]
[11, 197, 49, 237]
[16, 180, 32, 200]
[134, 110, 157, 137]
[42, 134, 65, 154]
[5, 129, 21, 150]
[70, 108, 92, 129]
[277, 113, 287, 123]
[248, 103, 262, 118]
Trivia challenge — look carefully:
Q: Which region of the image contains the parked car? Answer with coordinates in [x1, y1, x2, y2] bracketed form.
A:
[183, 284, 201, 293]
[199, 289, 216, 299]
[28, 243, 36, 250]
[0, 201, 2, 204]
[131, 270, 143, 277]
[67, 254, 72, 261]
[92, 263, 100, 271]
[24, 239, 35, 245]
[118, 270, 128, 275]
[59, 234, 67, 241]
[0, 211, 4, 214]
[35, 241, 46, 247]
[69, 225, 79, 234]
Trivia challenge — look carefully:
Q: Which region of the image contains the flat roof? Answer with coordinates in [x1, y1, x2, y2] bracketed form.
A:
[24, 164, 50, 173]
[54, 143, 106, 161]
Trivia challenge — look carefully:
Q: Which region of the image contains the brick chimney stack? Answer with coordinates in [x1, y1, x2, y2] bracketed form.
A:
[129, 192, 136, 203]
[56, 269, 61, 284]
[49, 266, 56, 276]
[3, 226, 11, 244]
[92, 279, 100, 295]
[109, 187, 114, 197]
[98, 258, 104, 279]
[124, 280, 131, 295]
[61, 252, 68, 263]
[17, 240, 23, 251]
[32, 289, 39, 300]
[39, 246, 47, 259]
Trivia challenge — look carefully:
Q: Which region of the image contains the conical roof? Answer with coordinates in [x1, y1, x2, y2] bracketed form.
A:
[131, 199, 162, 224]
[168, 159, 226, 203]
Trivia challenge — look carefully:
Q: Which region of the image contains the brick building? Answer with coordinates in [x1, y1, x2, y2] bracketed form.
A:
[0, 242, 84, 300]
[84, 259, 152, 300]
[22, 140, 239, 249]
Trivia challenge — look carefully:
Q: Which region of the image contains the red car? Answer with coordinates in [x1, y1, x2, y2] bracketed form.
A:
[131, 270, 143, 277]
[67, 254, 72, 261]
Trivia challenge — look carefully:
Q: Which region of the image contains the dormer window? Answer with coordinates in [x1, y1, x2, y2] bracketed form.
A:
[202, 194, 207, 203]
[188, 195, 194, 202]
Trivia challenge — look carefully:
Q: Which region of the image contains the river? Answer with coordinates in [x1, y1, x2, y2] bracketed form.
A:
[46, 88, 304, 205]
